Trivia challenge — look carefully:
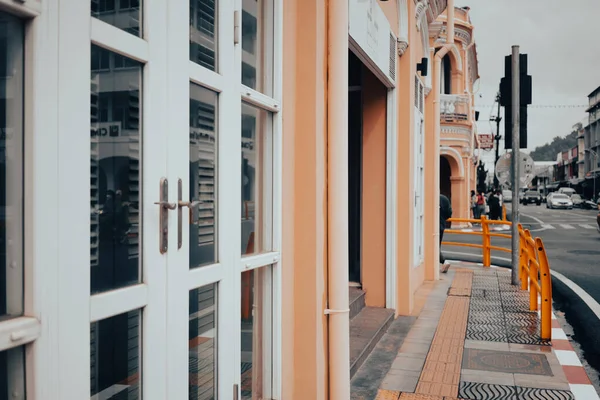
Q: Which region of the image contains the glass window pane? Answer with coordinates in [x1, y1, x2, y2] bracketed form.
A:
[0, 12, 24, 318]
[241, 0, 273, 95]
[241, 104, 272, 256]
[189, 284, 217, 399]
[241, 266, 272, 400]
[190, 84, 217, 269]
[0, 346, 25, 399]
[190, 0, 218, 71]
[91, 0, 142, 37]
[91, 45, 142, 294]
[90, 309, 141, 399]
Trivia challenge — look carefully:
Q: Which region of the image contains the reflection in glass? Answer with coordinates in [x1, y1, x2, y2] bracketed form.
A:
[189, 284, 217, 400]
[190, 84, 217, 268]
[241, 104, 271, 256]
[91, 0, 142, 37]
[241, 267, 272, 400]
[241, 0, 273, 95]
[90, 310, 141, 400]
[190, 0, 217, 71]
[0, 346, 25, 399]
[91, 45, 142, 294]
[0, 13, 24, 318]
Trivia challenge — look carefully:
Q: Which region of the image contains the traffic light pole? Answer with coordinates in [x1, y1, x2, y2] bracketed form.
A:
[493, 92, 501, 188]
[510, 46, 520, 286]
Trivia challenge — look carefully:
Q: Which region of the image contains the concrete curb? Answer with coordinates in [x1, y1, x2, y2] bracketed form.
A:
[536, 302, 600, 400]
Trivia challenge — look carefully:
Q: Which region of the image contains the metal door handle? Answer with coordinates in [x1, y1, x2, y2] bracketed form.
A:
[178, 200, 202, 222]
[154, 201, 177, 210]
[177, 179, 202, 249]
[155, 178, 174, 254]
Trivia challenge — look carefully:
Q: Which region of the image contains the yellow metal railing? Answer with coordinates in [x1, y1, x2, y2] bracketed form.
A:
[442, 214, 552, 340]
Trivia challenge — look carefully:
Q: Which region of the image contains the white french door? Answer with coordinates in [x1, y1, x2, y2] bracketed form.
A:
[87, 0, 281, 400]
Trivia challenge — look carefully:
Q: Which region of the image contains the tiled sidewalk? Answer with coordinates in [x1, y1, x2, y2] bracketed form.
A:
[372, 264, 599, 400]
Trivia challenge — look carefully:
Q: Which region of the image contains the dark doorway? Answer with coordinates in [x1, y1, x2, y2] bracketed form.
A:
[348, 50, 362, 284]
[440, 156, 452, 200]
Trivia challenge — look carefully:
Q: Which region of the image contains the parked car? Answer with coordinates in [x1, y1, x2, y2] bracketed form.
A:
[570, 194, 584, 208]
[502, 189, 512, 203]
[597, 200, 600, 233]
[521, 190, 542, 205]
[546, 193, 573, 209]
[558, 187, 577, 197]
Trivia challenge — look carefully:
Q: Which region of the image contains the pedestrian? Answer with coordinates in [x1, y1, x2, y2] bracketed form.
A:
[488, 190, 502, 220]
[474, 191, 485, 220]
[470, 190, 476, 219]
[440, 194, 452, 273]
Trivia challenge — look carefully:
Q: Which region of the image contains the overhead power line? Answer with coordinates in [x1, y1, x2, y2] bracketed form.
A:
[476, 104, 588, 109]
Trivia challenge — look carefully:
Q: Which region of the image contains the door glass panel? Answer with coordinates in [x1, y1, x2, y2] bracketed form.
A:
[0, 13, 24, 318]
[189, 284, 217, 399]
[91, 0, 142, 37]
[190, 84, 217, 268]
[0, 346, 25, 399]
[91, 45, 142, 294]
[241, 104, 272, 256]
[90, 309, 141, 399]
[241, 266, 272, 400]
[241, 0, 273, 95]
[190, 0, 217, 71]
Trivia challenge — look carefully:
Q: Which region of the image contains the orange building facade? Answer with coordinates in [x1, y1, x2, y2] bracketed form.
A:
[434, 6, 481, 223]
[282, 0, 480, 398]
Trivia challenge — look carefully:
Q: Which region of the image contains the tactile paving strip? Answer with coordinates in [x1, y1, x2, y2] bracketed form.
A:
[516, 387, 575, 400]
[458, 382, 516, 399]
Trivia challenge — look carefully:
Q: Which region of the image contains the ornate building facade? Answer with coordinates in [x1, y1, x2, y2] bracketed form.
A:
[429, 6, 480, 221]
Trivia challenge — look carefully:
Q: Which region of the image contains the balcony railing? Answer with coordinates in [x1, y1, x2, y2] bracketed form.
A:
[440, 94, 470, 123]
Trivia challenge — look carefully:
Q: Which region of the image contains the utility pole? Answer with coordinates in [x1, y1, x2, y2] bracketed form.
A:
[510, 46, 520, 286]
[493, 92, 502, 189]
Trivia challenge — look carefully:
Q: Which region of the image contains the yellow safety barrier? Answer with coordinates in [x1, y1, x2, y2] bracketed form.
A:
[442, 216, 553, 340]
[518, 224, 552, 340]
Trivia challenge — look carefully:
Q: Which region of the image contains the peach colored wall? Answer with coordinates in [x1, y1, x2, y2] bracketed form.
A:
[361, 66, 387, 308]
[395, 0, 424, 316]
[282, 0, 329, 398]
[378, 0, 398, 36]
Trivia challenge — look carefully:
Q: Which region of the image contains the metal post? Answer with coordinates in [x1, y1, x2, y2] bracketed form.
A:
[494, 92, 502, 189]
[511, 45, 520, 286]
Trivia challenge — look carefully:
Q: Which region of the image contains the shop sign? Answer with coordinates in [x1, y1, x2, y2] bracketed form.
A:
[349, 0, 394, 83]
[478, 133, 494, 149]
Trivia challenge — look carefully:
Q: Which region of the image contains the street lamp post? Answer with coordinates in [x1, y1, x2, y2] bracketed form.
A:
[586, 149, 598, 201]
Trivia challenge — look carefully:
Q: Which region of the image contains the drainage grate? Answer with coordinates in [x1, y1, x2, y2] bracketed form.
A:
[459, 382, 516, 399]
[516, 387, 574, 400]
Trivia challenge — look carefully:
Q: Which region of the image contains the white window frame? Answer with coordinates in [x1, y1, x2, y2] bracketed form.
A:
[413, 77, 425, 267]
[235, 0, 283, 396]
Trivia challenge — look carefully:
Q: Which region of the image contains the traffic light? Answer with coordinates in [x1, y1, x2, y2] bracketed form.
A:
[500, 53, 532, 149]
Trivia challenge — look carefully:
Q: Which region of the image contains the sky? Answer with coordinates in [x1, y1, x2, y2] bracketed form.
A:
[465, 0, 600, 169]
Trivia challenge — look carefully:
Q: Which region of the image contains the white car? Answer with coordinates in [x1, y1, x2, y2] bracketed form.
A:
[502, 190, 512, 203]
[546, 193, 573, 209]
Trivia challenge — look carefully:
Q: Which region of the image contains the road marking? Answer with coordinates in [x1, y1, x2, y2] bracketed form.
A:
[551, 270, 600, 324]
[444, 251, 512, 264]
[559, 224, 575, 229]
[580, 224, 597, 230]
[541, 224, 555, 229]
[519, 211, 546, 224]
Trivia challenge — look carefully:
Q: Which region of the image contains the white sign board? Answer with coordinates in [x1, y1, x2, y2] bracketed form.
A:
[495, 151, 535, 188]
[349, 0, 394, 84]
[478, 133, 494, 150]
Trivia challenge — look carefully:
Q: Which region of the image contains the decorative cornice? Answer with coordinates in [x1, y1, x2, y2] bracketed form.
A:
[435, 25, 472, 46]
[397, 40, 409, 56]
[441, 125, 472, 137]
[415, 1, 427, 31]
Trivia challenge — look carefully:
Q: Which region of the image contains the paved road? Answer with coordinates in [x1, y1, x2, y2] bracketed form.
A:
[443, 202, 600, 390]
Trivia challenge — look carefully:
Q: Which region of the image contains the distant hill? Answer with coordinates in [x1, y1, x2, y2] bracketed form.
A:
[529, 130, 578, 161]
